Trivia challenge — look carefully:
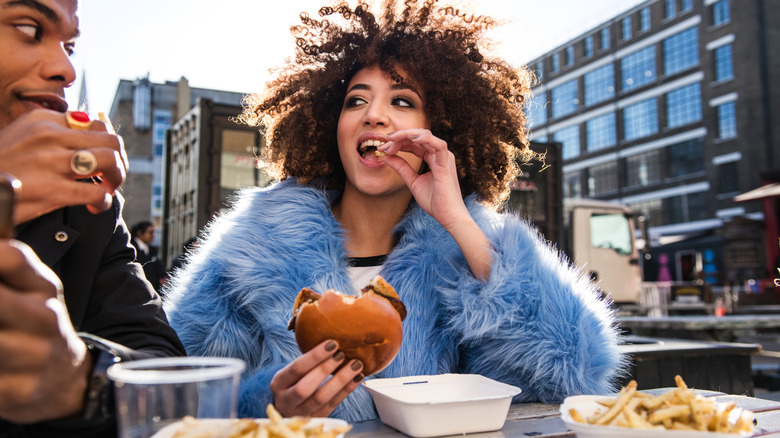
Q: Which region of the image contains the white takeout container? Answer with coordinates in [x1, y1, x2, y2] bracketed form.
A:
[363, 373, 522, 438]
[560, 395, 754, 438]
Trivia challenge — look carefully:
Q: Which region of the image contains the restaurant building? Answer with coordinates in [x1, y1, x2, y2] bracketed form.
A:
[525, 0, 779, 285]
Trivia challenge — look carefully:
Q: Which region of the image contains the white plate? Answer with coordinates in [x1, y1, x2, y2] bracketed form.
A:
[560, 395, 753, 438]
[150, 417, 351, 438]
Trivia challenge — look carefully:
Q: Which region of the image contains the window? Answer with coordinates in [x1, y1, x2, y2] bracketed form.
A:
[601, 28, 610, 51]
[552, 53, 560, 73]
[628, 199, 663, 227]
[640, 7, 651, 32]
[565, 46, 574, 66]
[621, 46, 657, 91]
[717, 101, 737, 139]
[718, 162, 739, 194]
[667, 138, 703, 178]
[584, 36, 594, 58]
[712, 0, 730, 26]
[535, 61, 544, 78]
[152, 183, 162, 213]
[587, 161, 618, 196]
[553, 125, 581, 160]
[625, 150, 662, 188]
[590, 213, 633, 255]
[584, 64, 615, 106]
[586, 112, 617, 152]
[665, 0, 677, 19]
[551, 79, 578, 118]
[220, 129, 267, 203]
[526, 91, 548, 127]
[623, 98, 658, 141]
[714, 44, 734, 82]
[681, 0, 693, 12]
[663, 27, 699, 76]
[152, 109, 172, 159]
[622, 16, 632, 41]
[666, 83, 702, 129]
[668, 192, 707, 223]
[563, 172, 583, 199]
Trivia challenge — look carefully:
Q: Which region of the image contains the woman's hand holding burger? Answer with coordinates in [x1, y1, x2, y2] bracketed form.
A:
[269, 338, 365, 418]
[272, 276, 406, 418]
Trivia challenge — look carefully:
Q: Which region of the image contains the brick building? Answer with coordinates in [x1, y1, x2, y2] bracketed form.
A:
[525, 0, 778, 284]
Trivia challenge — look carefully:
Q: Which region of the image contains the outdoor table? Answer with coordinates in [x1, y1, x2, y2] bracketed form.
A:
[344, 389, 780, 437]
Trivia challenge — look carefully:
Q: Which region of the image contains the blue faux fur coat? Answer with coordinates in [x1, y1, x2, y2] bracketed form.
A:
[164, 179, 625, 423]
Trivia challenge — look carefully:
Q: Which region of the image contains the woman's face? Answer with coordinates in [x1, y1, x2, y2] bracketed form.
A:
[337, 65, 427, 198]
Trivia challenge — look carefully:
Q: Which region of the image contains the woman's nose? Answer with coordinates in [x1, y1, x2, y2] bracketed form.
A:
[363, 102, 389, 126]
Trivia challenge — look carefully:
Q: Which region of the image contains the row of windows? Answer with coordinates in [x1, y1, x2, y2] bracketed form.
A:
[527, 36, 734, 125]
[665, 0, 694, 21]
[536, 85, 737, 160]
[562, 138, 706, 199]
[541, 0, 730, 77]
[628, 192, 709, 228]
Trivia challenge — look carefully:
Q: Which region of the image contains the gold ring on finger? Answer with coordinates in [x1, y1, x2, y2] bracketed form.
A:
[70, 150, 98, 176]
[65, 111, 92, 130]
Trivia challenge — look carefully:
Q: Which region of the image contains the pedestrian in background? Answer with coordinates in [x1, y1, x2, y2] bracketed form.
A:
[130, 221, 165, 292]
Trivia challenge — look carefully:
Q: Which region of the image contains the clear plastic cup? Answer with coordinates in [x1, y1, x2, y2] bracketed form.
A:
[107, 356, 245, 438]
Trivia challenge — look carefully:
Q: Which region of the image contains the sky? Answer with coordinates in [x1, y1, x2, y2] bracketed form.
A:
[64, 0, 647, 113]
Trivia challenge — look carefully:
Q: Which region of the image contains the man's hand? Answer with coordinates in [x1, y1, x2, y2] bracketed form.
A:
[0, 239, 93, 423]
[0, 109, 128, 224]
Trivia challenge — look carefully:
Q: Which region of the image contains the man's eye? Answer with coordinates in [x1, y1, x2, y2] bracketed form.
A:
[14, 24, 40, 39]
[64, 42, 76, 56]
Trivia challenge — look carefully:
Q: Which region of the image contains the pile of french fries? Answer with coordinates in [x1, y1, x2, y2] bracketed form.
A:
[569, 375, 755, 434]
[168, 404, 352, 438]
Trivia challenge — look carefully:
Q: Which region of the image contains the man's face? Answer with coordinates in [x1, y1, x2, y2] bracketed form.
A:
[0, 0, 79, 131]
[139, 226, 155, 244]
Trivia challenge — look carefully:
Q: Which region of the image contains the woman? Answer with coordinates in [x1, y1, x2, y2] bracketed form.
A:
[165, 0, 625, 423]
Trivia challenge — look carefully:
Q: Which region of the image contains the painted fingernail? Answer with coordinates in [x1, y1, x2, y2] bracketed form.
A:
[351, 360, 363, 371]
[325, 340, 337, 352]
[332, 351, 345, 361]
[353, 373, 364, 383]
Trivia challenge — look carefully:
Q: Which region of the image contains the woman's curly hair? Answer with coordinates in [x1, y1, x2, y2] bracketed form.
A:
[240, 0, 536, 205]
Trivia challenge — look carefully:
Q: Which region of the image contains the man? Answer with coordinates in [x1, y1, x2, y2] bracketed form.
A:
[0, 0, 186, 436]
[130, 221, 165, 292]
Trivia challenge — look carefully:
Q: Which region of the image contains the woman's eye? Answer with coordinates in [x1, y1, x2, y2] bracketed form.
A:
[392, 97, 414, 108]
[344, 96, 367, 108]
[15, 24, 40, 39]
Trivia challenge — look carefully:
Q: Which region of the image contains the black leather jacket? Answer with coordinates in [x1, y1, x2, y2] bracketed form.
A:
[1, 194, 185, 438]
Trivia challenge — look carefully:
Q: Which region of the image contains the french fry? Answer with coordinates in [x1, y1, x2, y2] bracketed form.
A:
[568, 375, 755, 435]
[164, 404, 352, 438]
[569, 408, 586, 423]
[593, 380, 637, 425]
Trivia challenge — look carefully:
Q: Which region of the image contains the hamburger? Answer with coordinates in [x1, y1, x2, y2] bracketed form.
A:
[287, 276, 406, 376]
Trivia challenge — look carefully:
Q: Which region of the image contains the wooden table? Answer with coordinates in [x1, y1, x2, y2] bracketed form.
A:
[345, 390, 780, 437]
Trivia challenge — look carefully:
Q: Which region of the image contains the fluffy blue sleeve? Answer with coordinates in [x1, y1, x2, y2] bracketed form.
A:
[163, 181, 328, 418]
[437, 202, 626, 402]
